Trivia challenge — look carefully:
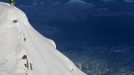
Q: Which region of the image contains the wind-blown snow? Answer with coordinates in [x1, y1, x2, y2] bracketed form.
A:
[0, 2, 86, 75]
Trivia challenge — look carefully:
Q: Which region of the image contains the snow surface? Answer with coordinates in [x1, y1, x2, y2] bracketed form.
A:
[0, 2, 86, 75]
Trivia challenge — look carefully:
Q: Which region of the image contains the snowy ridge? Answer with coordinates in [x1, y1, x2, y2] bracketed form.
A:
[0, 2, 86, 75]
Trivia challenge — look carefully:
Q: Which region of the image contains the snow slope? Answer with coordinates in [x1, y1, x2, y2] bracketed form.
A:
[0, 2, 86, 75]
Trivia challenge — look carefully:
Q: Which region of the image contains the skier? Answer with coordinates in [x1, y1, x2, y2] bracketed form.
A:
[10, 0, 15, 6]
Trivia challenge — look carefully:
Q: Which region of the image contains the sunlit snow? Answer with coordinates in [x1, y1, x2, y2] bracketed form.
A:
[0, 2, 86, 75]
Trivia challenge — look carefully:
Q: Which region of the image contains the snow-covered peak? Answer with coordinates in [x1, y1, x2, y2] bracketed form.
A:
[0, 2, 86, 75]
[0, 2, 29, 29]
